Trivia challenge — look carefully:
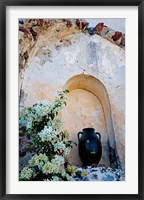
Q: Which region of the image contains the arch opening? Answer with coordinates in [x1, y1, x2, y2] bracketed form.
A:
[62, 74, 121, 168]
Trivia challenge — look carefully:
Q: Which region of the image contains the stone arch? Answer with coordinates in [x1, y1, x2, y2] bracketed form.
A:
[64, 74, 121, 168]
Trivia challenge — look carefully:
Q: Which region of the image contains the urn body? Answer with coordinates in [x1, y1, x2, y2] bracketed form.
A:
[78, 128, 102, 166]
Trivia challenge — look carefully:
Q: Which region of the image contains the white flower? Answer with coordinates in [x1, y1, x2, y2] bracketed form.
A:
[19, 100, 52, 130]
[47, 118, 63, 131]
[52, 155, 64, 165]
[28, 153, 48, 169]
[42, 161, 53, 174]
[63, 148, 70, 156]
[19, 90, 75, 181]
[38, 125, 57, 142]
[67, 177, 75, 181]
[54, 142, 70, 156]
[32, 100, 52, 120]
[51, 176, 61, 181]
[54, 142, 65, 152]
[61, 169, 67, 177]
[19, 90, 69, 132]
[20, 167, 33, 180]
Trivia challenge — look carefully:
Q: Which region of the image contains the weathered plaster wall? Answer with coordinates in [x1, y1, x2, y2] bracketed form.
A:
[19, 21, 125, 168]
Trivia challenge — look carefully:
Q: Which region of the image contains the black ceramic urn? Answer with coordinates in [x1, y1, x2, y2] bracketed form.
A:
[78, 128, 102, 166]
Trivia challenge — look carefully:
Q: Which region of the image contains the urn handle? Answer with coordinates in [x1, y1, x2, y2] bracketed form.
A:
[96, 132, 101, 140]
[78, 132, 83, 140]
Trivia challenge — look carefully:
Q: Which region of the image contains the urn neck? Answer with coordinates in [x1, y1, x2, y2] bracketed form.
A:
[82, 128, 95, 135]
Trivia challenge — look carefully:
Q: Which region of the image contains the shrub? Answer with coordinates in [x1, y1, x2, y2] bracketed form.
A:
[19, 89, 76, 181]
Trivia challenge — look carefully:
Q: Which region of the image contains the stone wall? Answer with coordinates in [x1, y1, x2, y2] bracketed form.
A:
[19, 20, 125, 169]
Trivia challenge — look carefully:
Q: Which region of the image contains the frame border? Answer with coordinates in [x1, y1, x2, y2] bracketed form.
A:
[0, 0, 144, 199]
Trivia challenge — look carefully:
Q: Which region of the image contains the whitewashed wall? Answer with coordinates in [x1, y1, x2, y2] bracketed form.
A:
[20, 25, 125, 168]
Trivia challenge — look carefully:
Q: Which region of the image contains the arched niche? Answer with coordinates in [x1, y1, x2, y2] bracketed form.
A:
[63, 74, 121, 168]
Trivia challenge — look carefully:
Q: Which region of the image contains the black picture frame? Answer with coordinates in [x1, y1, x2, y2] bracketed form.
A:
[0, 0, 144, 199]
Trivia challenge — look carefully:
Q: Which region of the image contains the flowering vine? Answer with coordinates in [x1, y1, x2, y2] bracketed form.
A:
[19, 89, 81, 181]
